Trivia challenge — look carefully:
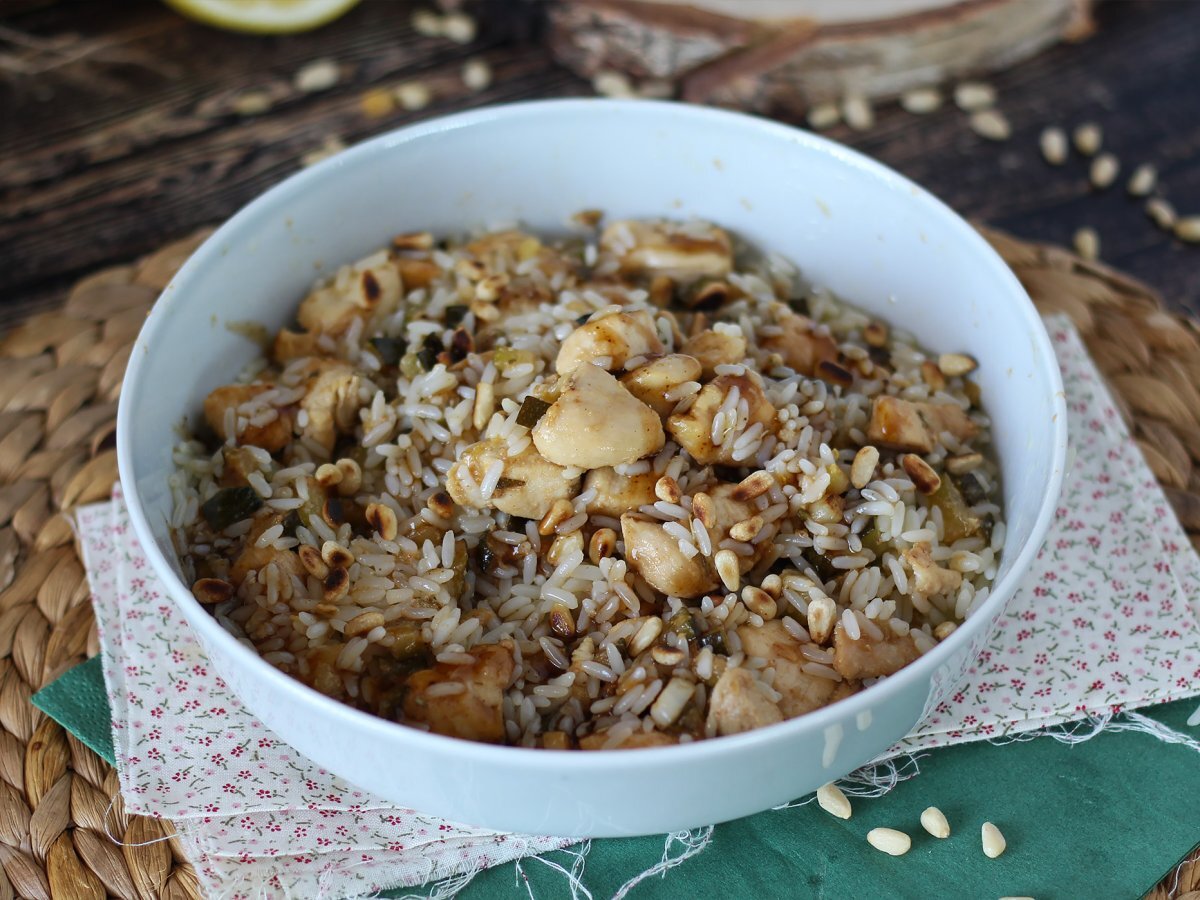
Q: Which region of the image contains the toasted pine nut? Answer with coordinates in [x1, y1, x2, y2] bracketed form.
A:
[335, 458, 361, 495]
[589, 527, 617, 563]
[729, 515, 764, 542]
[549, 603, 576, 640]
[741, 586, 777, 620]
[192, 578, 234, 605]
[692, 492, 716, 528]
[937, 352, 978, 377]
[315, 463, 343, 487]
[321, 541, 353, 569]
[298, 544, 330, 579]
[344, 611, 384, 637]
[807, 596, 837, 645]
[933, 621, 958, 641]
[732, 470, 774, 501]
[945, 452, 984, 475]
[655, 475, 682, 503]
[901, 454, 942, 494]
[714, 549, 740, 593]
[851, 446, 880, 489]
[651, 644, 686, 667]
[539, 498, 574, 536]
[365, 502, 398, 541]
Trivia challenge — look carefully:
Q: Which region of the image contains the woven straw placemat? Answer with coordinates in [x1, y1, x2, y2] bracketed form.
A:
[0, 226, 1195, 900]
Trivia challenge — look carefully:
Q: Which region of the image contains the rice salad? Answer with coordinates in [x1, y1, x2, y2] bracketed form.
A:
[171, 216, 1004, 750]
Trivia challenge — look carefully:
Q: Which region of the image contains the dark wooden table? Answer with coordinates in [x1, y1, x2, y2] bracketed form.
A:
[1, 0, 1198, 331]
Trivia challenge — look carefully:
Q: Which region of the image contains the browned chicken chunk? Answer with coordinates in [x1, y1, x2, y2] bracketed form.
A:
[832, 622, 920, 680]
[402, 642, 516, 743]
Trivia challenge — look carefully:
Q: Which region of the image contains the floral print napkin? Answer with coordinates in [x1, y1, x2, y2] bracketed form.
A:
[74, 315, 1200, 898]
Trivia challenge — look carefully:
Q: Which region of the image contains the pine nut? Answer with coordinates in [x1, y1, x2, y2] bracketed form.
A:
[933, 621, 958, 641]
[1073, 122, 1102, 156]
[394, 80, 432, 111]
[760, 574, 782, 598]
[1039, 126, 1068, 165]
[539, 498, 574, 535]
[192, 578, 234, 605]
[364, 502, 398, 541]
[427, 490, 455, 520]
[462, 58, 492, 92]
[1175, 216, 1200, 243]
[1146, 197, 1178, 230]
[321, 541, 353, 569]
[741, 586, 777, 620]
[867, 827, 912, 856]
[1073, 227, 1100, 261]
[732, 470, 775, 501]
[1127, 163, 1157, 196]
[729, 516, 764, 542]
[938, 352, 978, 377]
[921, 360, 946, 392]
[1090, 153, 1119, 189]
[692, 491, 716, 528]
[315, 462, 343, 487]
[851, 446, 880, 489]
[920, 806, 951, 838]
[335, 458, 361, 495]
[954, 81, 996, 111]
[442, 12, 477, 44]
[807, 596, 837, 645]
[715, 549, 741, 593]
[969, 109, 1010, 142]
[411, 9, 444, 37]
[629, 617, 664, 656]
[842, 94, 874, 131]
[651, 644, 686, 667]
[901, 453, 942, 494]
[298, 544, 330, 579]
[549, 603, 576, 640]
[655, 475, 682, 503]
[589, 527, 617, 564]
[900, 87, 942, 115]
[344, 611, 384, 638]
[294, 58, 339, 93]
[863, 321, 889, 347]
[982, 821, 1007, 858]
[816, 782, 852, 819]
[945, 452, 984, 475]
[593, 70, 636, 99]
[806, 102, 841, 130]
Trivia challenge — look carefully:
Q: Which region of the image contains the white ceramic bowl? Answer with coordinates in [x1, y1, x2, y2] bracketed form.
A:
[118, 99, 1067, 837]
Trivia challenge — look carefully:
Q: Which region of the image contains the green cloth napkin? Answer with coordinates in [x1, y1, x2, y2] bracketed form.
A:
[34, 657, 1200, 899]
[33, 655, 115, 765]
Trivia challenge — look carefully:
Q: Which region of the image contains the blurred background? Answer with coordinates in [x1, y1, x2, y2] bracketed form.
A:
[0, 0, 1197, 330]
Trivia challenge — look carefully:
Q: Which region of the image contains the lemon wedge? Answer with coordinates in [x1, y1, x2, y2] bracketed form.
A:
[163, 0, 360, 34]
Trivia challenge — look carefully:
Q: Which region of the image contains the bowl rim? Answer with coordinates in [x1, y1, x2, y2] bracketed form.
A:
[116, 97, 1069, 774]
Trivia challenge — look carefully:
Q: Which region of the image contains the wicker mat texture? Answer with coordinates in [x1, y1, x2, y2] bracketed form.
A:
[0, 226, 1195, 900]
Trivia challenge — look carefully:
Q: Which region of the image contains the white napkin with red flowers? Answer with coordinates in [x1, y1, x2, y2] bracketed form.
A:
[75, 315, 1200, 898]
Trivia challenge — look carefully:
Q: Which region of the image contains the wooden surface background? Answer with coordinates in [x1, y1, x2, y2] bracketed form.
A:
[1, 0, 1198, 331]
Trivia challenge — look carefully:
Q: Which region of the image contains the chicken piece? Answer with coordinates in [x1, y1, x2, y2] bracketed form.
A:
[299, 361, 364, 455]
[667, 371, 777, 466]
[620, 478, 773, 598]
[298, 262, 401, 336]
[533, 363, 665, 469]
[555, 310, 664, 375]
[705, 666, 783, 736]
[219, 446, 263, 487]
[867, 396, 933, 454]
[680, 328, 747, 379]
[402, 642, 515, 743]
[578, 731, 679, 750]
[446, 436, 579, 520]
[203, 384, 294, 453]
[832, 622, 921, 680]
[829, 679, 861, 703]
[601, 219, 733, 281]
[621, 512, 717, 598]
[272, 328, 319, 363]
[737, 621, 839, 718]
[903, 541, 963, 600]
[230, 515, 304, 585]
[759, 307, 838, 376]
[867, 397, 980, 454]
[583, 467, 659, 517]
[915, 401, 980, 443]
[620, 354, 702, 418]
